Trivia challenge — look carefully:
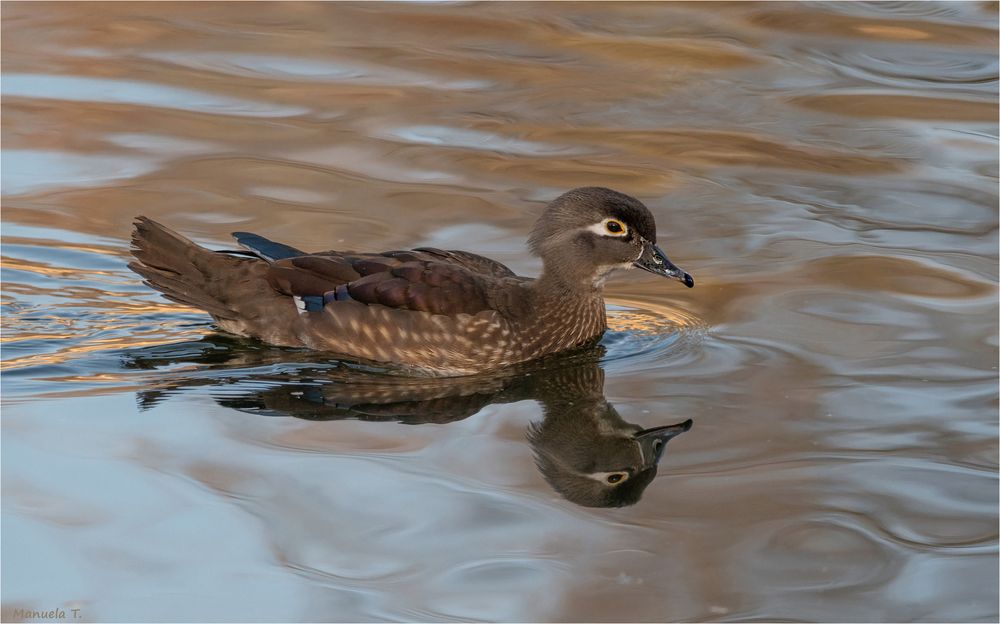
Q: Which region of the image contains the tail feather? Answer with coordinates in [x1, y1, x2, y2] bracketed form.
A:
[129, 216, 255, 320]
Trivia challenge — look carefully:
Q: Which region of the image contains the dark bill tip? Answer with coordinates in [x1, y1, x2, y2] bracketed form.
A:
[635, 418, 693, 464]
[635, 418, 693, 441]
[634, 241, 694, 288]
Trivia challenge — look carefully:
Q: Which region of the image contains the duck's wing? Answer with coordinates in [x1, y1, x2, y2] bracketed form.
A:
[265, 251, 514, 316]
[411, 247, 517, 278]
[314, 246, 516, 278]
[234, 231, 518, 279]
[226, 229, 522, 315]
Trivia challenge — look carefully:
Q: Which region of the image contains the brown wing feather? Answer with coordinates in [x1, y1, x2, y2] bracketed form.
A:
[346, 261, 494, 315]
[310, 247, 516, 278]
[265, 250, 508, 316]
[266, 252, 427, 296]
[413, 247, 517, 278]
[267, 255, 361, 296]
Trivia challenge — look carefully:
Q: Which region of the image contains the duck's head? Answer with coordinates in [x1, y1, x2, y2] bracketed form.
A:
[528, 398, 693, 508]
[528, 187, 694, 289]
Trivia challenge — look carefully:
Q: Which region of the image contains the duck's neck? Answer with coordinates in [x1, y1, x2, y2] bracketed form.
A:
[519, 270, 608, 355]
[532, 268, 601, 297]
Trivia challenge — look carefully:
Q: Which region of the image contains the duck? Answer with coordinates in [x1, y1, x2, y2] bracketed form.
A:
[129, 186, 693, 376]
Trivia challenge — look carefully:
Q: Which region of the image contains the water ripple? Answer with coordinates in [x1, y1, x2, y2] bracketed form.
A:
[1, 73, 308, 117]
[2, 1, 997, 621]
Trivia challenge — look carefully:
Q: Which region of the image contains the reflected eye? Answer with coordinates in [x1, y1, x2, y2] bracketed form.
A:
[604, 219, 626, 235]
[606, 472, 629, 484]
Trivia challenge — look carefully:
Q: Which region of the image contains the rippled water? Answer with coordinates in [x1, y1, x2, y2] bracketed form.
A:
[2, 2, 997, 622]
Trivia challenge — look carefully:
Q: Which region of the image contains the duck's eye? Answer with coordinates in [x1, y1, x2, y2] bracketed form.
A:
[604, 219, 626, 235]
[606, 472, 629, 484]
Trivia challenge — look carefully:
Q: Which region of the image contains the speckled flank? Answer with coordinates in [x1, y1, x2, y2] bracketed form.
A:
[300, 305, 511, 375]
[262, 289, 606, 376]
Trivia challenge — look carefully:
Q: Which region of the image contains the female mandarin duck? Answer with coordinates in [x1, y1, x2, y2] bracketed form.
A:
[130, 187, 693, 375]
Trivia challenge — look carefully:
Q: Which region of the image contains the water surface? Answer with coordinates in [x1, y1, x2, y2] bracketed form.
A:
[2, 2, 998, 622]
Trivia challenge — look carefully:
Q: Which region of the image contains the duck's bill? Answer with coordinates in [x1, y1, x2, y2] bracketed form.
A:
[634, 242, 694, 288]
[635, 419, 693, 464]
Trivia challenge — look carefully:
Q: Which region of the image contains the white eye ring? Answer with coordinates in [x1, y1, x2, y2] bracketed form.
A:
[587, 470, 631, 484]
[587, 219, 628, 237]
[605, 471, 629, 484]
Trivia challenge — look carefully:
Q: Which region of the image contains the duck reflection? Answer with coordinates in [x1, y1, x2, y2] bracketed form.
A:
[126, 338, 692, 508]
[523, 366, 691, 508]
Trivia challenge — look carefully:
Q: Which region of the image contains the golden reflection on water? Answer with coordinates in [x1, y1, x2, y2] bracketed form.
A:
[1, 1, 997, 622]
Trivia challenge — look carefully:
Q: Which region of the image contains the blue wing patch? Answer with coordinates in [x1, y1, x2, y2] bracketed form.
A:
[293, 289, 350, 314]
[294, 295, 324, 313]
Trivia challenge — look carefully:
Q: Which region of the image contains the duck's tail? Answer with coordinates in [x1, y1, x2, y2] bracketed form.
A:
[128, 216, 258, 321]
